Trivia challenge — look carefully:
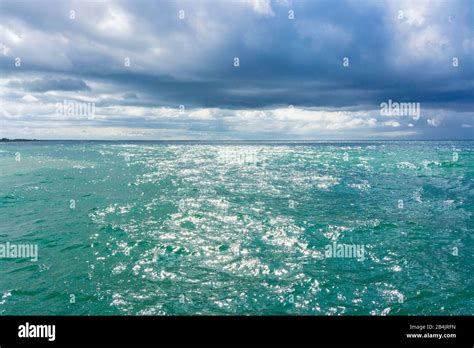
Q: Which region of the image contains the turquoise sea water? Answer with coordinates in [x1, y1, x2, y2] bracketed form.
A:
[0, 141, 472, 315]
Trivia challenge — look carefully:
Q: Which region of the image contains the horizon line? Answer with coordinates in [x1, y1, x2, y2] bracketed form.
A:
[2, 138, 474, 142]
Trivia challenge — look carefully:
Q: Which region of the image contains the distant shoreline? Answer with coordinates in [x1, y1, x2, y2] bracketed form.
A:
[1, 138, 38, 142]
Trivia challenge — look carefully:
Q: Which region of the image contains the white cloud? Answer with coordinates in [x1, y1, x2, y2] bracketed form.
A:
[383, 121, 401, 127]
[427, 117, 441, 127]
[383, 0, 463, 67]
[230, 107, 378, 134]
[244, 0, 274, 16]
[21, 94, 38, 102]
[403, 7, 427, 27]
[97, 6, 132, 36]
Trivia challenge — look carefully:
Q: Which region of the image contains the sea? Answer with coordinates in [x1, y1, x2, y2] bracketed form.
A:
[0, 140, 472, 315]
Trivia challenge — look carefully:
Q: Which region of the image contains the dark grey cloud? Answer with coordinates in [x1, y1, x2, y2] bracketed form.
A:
[0, 0, 473, 139]
[8, 77, 91, 92]
[122, 92, 139, 100]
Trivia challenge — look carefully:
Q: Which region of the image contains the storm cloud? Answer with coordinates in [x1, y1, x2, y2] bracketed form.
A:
[0, 0, 472, 139]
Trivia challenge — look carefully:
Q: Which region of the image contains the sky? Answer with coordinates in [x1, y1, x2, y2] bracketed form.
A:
[0, 0, 473, 140]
